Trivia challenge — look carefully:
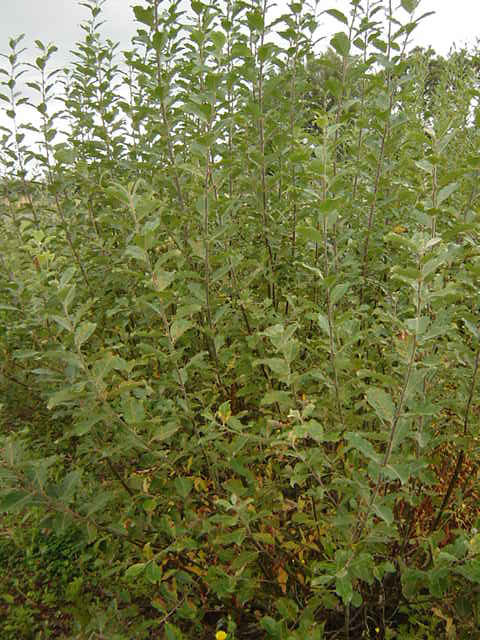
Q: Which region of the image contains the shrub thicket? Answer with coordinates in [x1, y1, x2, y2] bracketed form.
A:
[1, 0, 480, 638]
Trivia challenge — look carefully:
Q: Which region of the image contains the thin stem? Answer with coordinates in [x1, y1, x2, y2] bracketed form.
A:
[354, 279, 421, 544]
[152, 0, 186, 232]
[256, 0, 275, 306]
[431, 346, 480, 532]
[360, 0, 394, 303]
[54, 193, 92, 294]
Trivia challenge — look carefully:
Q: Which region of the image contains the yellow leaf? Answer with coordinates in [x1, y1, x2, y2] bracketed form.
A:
[217, 403, 231, 424]
[393, 225, 407, 233]
[186, 564, 206, 577]
[151, 596, 166, 612]
[194, 476, 208, 492]
[432, 607, 455, 639]
[143, 542, 153, 560]
[277, 566, 288, 594]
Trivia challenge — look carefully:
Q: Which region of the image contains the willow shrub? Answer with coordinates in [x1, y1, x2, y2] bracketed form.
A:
[1, 0, 480, 638]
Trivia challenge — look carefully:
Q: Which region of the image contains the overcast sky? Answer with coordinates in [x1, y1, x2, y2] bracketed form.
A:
[1, 0, 479, 67]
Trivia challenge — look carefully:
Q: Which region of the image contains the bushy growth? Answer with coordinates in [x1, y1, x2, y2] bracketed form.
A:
[1, 0, 480, 638]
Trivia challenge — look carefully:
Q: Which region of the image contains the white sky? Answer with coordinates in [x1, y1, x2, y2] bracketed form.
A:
[0, 0, 479, 65]
[416, 0, 480, 54]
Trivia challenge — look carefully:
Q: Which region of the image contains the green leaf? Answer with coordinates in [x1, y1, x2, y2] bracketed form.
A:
[185, 101, 210, 124]
[346, 432, 380, 463]
[318, 313, 330, 334]
[437, 182, 458, 206]
[391, 265, 421, 288]
[125, 245, 148, 263]
[309, 157, 326, 175]
[260, 616, 282, 637]
[210, 30, 226, 51]
[464, 320, 480, 340]
[122, 395, 145, 425]
[351, 553, 375, 585]
[52, 315, 73, 333]
[383, 464, 407, 485]
[317, 198, 341, 214]
[428, 567, 449, 597]
[415, 159, 434, 174]
[153, 268, 176, 292]
[151, 31, 166, 52]
[212, 262, 233, 283]
[85, 491, 115, 517]
[174, 477, 193, 499]
[372, 500, 394, 525]
[145, 561, 163, 583]
[258, 43, 276, 63]
[335, 572, 353, 604]
[297, 225, 324, 244]
[133, 5, 153, 27]
[421, 255, 446, 279]
[457, 560, 480, 584]
[61, 470, 82, 501]
[247, 9, 264, 32]
[390, 417, 411, 451]
[13, 349, 39, 360]
[331, 283, 350, 306]
[170, 318, 192, 343]
[71, 413, 104, 437]
[151, 421, 180, 442]
[366, 388, 394, 424]
[261, 390, 292, 407]
[253, 532, 275, 545]
[165, 623, 185, 640]
[293, 420, 324, 443]
[218, 527, 247, 546]
[231, 42, 252, 59]
[298, 262, 323, 279]
[275, 597, 299, 621]
[330, 32, 350, 57]
[404, 316, 429, 336]
[325, 9, 348, 25]
[47, 383, 86, 409]
[59, 266, 76, 288]
[436, 130, 454, 153]
[402, 567, 426, 597]
[262, 358, 290, 377]
[47, 349, 85, 370]
[92, 353, 129, 382]
[191, 1, 205, 15]
[0, 490, 29, 512]
[63, 284, 76, 312]
[401, 0, 420, 12]
[1, 594, 14, 604]
[74, 321, 96, 348]
[125, 562, 146, 579]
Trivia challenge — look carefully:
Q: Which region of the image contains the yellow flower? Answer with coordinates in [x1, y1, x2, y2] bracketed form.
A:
[216, 632, 227, 640]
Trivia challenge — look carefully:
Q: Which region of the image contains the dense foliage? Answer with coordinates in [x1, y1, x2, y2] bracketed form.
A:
[1, 0, 480, 638]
